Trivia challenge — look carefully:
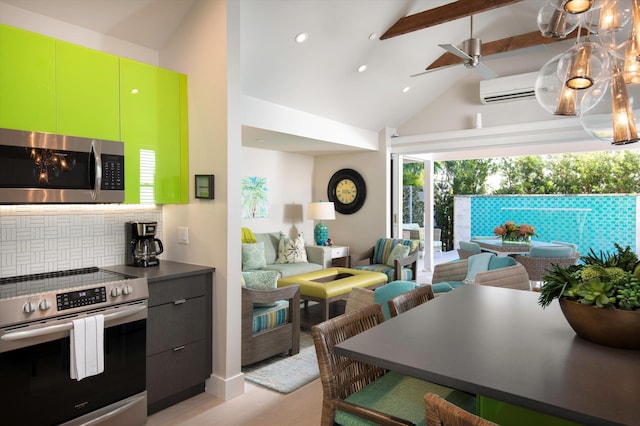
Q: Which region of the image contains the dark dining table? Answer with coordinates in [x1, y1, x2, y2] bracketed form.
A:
[334, 285, 640, 425]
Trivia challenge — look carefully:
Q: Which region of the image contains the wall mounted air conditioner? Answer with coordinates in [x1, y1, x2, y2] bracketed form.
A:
[479, 71, 538, 104]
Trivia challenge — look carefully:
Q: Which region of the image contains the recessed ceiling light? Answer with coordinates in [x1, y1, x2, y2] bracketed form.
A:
[295, 32, 308, 43]
[369, 33, 378, 40]
[357, 65, 367, 73]
[402, 86, 411, 93]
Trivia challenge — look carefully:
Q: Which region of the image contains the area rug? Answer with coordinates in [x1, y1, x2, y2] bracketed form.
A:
[242, 331, 319, 394]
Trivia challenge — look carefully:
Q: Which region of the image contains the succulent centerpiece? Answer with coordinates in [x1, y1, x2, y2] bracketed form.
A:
[538, 244, 640, 349]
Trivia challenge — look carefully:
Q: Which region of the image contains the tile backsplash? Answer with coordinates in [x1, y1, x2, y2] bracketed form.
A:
[0, 204, 162, 278]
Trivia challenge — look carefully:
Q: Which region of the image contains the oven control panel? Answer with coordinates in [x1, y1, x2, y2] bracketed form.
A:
[0, 272, 148, 327]
[56, 287, 107, 311]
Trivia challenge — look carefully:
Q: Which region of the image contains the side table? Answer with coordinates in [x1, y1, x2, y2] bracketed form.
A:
[329, 245, 350, 267]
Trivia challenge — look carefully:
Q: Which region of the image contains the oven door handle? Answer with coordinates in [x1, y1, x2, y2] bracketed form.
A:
[0, 305, 146, 342]
[77, 392, 146, 426]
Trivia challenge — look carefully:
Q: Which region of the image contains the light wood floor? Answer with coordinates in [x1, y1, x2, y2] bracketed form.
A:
[147, 251, 456, 425]
[147, 379, 323, 425]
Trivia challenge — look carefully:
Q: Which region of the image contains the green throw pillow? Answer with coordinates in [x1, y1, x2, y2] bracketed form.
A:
[275, 233, 308, 264]
[386, 244, 410, 266]
[242, 242, 267, 270]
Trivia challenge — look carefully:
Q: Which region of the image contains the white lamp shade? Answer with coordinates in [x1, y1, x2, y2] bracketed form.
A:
[307, 202, 335, 221]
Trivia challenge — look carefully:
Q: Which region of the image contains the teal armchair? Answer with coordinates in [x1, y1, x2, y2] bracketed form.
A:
[354, 238, 419, 281]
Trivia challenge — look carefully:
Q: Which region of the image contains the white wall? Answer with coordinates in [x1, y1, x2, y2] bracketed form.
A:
[0, 2, 158, 65]
[398, 75, 563, 136]
[239, 138, 391, 265]
[160, 0, 243, 400]
[240, 147, 315, 239]
[312, 130, 391, 261]
[242, 96, 379, 150]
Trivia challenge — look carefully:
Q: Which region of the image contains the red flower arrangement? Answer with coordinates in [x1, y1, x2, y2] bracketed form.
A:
[494, 221, 536, 243]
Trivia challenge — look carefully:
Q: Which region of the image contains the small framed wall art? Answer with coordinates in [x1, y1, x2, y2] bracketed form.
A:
[195, 174, 215, 199]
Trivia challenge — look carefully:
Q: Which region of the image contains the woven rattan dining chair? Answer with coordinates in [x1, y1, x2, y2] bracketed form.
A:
[388, 284, 435, 318]
[312, 304, 476, 426]
[425, 393, 497, 426]
[513, 251, 579, 290]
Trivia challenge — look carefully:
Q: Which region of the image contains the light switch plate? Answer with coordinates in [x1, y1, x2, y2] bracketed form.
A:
[178, 227, 189, 244]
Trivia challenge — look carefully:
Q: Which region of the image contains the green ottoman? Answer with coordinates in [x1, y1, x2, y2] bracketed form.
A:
[278, 267, 387, 326]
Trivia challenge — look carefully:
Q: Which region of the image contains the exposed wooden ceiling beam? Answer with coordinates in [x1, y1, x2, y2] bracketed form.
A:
[381, 0, 523, 40]
[425, 28, 588, 71]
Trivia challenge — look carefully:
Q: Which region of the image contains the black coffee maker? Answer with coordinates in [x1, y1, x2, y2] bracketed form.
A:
[126, 221, 164, 267]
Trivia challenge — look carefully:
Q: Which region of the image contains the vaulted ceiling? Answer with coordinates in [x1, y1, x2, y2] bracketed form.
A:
[1, 0, 578, 152]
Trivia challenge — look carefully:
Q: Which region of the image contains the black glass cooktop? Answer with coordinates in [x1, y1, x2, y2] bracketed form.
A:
[0, 267, 134, 300]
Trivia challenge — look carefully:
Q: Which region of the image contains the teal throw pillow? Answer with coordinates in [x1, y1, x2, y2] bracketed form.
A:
[386, 244, 410, 267]
[431, 282, 454, 293]
[488, 256, 517, 270]
[242, 242, 266, 271]
[459, 241, 481, 254]
[464, 253, 494, 283]
[529, 246, 573, 258]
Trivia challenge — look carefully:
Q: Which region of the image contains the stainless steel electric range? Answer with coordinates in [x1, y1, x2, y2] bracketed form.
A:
[0, 267, 148, 426]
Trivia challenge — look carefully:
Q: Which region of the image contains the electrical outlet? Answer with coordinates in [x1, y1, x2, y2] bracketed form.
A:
[178, 227, 189, 244]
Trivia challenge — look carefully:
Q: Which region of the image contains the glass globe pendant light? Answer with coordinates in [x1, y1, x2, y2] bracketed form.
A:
[549, 0, 605, 14]
[580, 66, 640, 144]
[537, 2, 580, 38]
[535, 52, 588, 115]
[624, 26, 640, 82]
[558, 40, 611, 89]
[596, 0, 635, 60]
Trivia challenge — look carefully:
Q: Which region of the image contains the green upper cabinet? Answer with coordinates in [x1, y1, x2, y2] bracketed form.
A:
[120, 58, 188, 204]
[0, 24, 188, 205]
[0, 25, 56, 132]
[56, 41, 120, 140]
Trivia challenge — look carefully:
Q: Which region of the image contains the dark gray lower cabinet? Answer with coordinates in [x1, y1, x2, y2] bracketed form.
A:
[102, 262, 214, 415]
[146, 269, 213, 415]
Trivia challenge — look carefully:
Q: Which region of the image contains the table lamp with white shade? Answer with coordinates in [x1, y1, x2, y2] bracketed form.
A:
[307, 201, 335, 246]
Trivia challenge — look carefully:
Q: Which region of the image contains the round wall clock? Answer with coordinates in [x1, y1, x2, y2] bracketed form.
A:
[327, 168, 366, 214]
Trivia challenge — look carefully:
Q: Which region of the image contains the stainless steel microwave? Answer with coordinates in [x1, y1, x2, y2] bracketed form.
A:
[0, 128, 124, 203]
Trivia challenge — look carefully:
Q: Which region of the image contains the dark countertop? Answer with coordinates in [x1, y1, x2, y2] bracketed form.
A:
[335, 284, 640, 426]
[103, 261, 215, 283]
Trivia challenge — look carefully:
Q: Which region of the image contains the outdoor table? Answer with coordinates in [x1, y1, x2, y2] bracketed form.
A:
[334, 285, 640, 425]
[472, 239, 563, 256]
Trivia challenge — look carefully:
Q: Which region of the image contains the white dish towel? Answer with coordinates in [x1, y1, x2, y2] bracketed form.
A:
[70, 314, 105, 381]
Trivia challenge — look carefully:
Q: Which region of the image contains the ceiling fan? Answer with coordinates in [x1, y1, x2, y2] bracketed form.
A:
[385, 0, 584, 79]
[432, 15, 498, 79]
